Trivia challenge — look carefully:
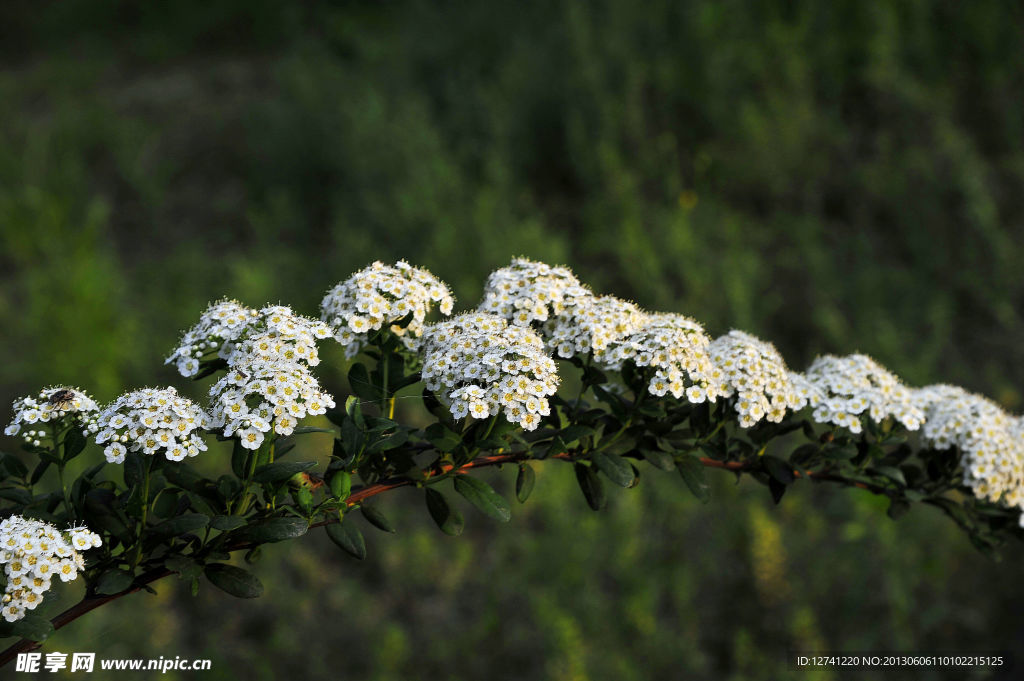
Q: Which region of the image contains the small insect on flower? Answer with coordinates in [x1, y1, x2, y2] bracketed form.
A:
[47, 388, 78, 411]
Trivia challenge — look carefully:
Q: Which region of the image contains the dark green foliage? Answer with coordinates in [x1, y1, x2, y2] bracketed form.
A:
[454, 475, 512, 522]
[2, 0, 1024, 677]
[326, 516, 366, 560]
[204, 564, 264, 599]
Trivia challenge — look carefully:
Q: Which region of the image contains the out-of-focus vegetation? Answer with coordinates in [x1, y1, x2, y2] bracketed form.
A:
[1, 1, 1023, 679]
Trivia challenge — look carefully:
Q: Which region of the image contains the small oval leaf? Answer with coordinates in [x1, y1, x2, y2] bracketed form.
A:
[96, 569, 134, 595]
[11, 613, 55, 642]
[454, 475, 511, 522]
[360, 504, 396, 533]
[151, 513, 210, 537]
[675, 454, 710, 503]
[592, 451, 636, 487]
[326, 517, 366, 559]
[425, 488, 464, 536]
[574, 462, 606, 511]
[234, 517, 309, 543]
[515, 463, 536, 504]
[253, 461, 317, 484]
[204, 563, 263, 599]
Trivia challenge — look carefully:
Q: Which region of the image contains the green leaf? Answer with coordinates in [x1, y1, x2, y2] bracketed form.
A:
[769, 478, 787, 505]
[294, 487, 313, 514]
[345, 394, 365, 429]
[515, 463, 536, 503]
[542, 435, 567, 460]
[340, 421, 363, 460]
[234, 517, 309, 543]
[63, 427, 87, 462]
[871, 465, 907, 486]
[0, 452, 28, 479]
[789, 443, 820, 466]
[454, 475, 511, 522]
[675, 454, 710, 503]
[761, 455, 795, 485]
[11, 613, 54, 642]
[330, 471, 352, 501]
[151, 490, 180, 519]
[290, 426, 335, 435]
[162, 462, 205, 492]
[151, 513, 210, 537]
[365, 429, 410, 454]
[559, 425, 596, 446]
[903, 489, 926, 502]
[425, 488, 465, 536]
[124, 452, 146, 490]
[425, 423, 462, 452]
[574, 463, 606, 511]
[349, 363, 380, 402]
[642, 448, 676, 472]
[165, 556, 203, 580]
[592, 451, 636, 487]
[273, 438, 297, 459]
[29, 459, 51, 486]
[0, 487, 32, 505]
[96, 569, 134, 595]
[253, 461, 316, 484]
[210, 515, 247, 531]
[231, 439, 250, 479]
[360, 504, 397, 533]
[326, 517, 366, 559]
[823, 443, 857, 460]
[204, 563, 264, 599]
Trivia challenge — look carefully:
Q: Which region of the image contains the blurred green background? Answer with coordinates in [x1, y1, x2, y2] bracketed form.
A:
[2, 1, 1024, 679]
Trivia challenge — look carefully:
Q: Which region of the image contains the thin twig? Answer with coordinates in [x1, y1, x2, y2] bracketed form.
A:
[0, 451, 889, 667]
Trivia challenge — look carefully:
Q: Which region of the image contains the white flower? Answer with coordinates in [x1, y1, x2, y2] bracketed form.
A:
[167, 301, 330, 377]
[0, 516, 100, 622]
[478, 258, 592, 326]
[800, 354, 923, 432]
[103, 442, 127, 464]
[708, 330, 802, 427]
[207, 356, 335, 442]
[237, 427, 266, 451]
[420, 313, 559, 431]
[321, 261, 455, 358]
[90, 388, 210, 463]
[543, 295, 646, 358]
[914, 384, 1024, 511]
[5, 387, 100, 444]
[602, 313, 723, 404]
[165, 299, 259, 376]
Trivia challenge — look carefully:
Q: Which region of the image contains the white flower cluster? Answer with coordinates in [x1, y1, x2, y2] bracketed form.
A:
[208, 357, 335, 449]
[90, 388, 210, 463]
[1, 516, 101, 622]
[420, 313, 559, 430]
[478, 258, 592, 326]
[220, 305, 333, 368]
[200, 302, 336, 449]
[800, 354, 924, 433]
[708, 331, 803, 427]
[914, 384, 1024, 510]
[166, 299, 259, 377]
[4, 386, 99, 442]
[321, 261, 455, 358]
[543, 295, 647, 359]
[601, 313, 724, 403]
[167, 302, 332, 378]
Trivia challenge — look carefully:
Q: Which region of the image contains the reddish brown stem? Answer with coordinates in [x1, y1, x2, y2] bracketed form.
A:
[0, 451, 883, 667]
